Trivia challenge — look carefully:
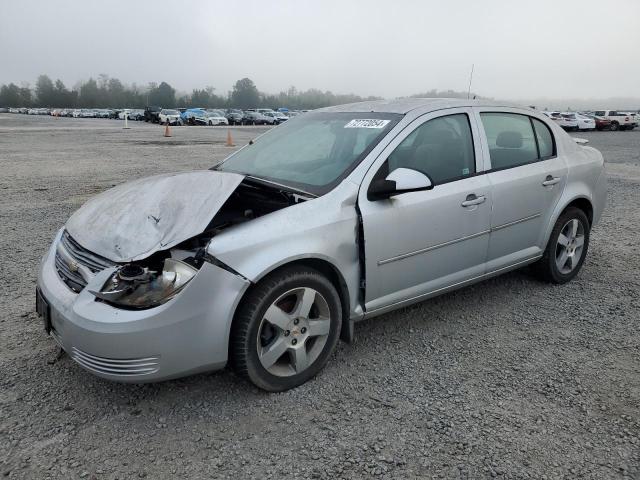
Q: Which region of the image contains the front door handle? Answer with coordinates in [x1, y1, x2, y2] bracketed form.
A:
[542, 175, 561, 186]
[461, 194, 486, 207]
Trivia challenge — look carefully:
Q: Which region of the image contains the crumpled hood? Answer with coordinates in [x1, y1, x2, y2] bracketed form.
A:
[65, 170, 244, 263]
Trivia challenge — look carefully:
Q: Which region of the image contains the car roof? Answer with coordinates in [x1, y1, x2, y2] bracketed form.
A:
[317, 98, 531, 114]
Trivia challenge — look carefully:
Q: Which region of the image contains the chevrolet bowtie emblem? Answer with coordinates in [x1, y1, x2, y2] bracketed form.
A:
[68, 260, 79, 272]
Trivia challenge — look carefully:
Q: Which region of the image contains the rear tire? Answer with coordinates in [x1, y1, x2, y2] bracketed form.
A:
[610, 122, 619, 131]
[231, 266, 342, 391]
[532, 207, 590, 284]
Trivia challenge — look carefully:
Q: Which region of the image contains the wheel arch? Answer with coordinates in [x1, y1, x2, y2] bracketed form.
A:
[244, 257, 354, 343]
[565, 197, 593, 226]
[544, 193, 594, 249]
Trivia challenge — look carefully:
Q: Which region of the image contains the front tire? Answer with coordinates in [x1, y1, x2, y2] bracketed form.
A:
[610, 121, 619, 131]
[231, 266, 342, 391]
[533, 207, 590, 284]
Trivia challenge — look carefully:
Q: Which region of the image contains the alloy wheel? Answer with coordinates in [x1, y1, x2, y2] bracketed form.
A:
[257, 287, 331, 377]
[555, 219, 585, 274]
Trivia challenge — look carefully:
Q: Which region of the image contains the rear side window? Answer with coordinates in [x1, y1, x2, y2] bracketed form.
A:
[480, 113, 538, 170]
[531, 118, 555, 159]
[387, 113, 475, 185]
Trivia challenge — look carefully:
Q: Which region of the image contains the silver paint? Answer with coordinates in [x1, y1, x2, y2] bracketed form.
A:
[37, 99, 606, 383]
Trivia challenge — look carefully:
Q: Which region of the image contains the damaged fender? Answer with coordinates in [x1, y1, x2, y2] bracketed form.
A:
[206, 180, 364, 339]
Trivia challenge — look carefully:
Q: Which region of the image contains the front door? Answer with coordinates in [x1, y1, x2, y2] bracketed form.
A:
[358, 109, 491, 313]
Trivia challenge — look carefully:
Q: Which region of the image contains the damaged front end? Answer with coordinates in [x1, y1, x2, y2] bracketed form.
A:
[57, 171, 309, 308]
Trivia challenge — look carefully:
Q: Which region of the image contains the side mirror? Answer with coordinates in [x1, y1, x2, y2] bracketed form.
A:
[368, 168, 433, 201]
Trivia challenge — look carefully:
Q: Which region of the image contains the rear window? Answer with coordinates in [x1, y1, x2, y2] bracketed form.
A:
[531, 118, 555, 159]
[480, 113, 539, 170]
[481, 113, 556, 170]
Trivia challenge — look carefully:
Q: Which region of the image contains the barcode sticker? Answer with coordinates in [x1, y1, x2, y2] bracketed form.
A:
[344, 119, 390, 129]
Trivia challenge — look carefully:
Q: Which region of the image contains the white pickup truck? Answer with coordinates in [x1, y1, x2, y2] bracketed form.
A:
[592, 110, 637, 131]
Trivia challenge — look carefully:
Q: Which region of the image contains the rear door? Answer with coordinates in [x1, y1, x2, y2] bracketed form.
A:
[474, 109, 568, 271]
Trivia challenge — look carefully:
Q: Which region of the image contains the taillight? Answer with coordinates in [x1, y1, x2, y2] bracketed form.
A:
[625, 117, 630, 121]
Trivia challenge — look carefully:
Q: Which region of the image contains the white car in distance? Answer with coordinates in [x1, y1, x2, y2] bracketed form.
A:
[544, 112, 579, 131]
[158, 109, 182, 125]
[205, 112, 229, 126]
[571, 113, 596, 131]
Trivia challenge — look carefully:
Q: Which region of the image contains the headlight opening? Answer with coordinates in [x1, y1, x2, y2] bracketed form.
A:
[90, 259, 197, 309]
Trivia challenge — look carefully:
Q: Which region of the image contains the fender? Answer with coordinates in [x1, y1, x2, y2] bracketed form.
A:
[206, 180, 364, 325]
[542, 172, 601, 248]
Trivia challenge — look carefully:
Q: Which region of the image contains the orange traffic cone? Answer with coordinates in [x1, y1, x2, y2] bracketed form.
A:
[164, 119, 172, 137]
[226, 129, 235, 147]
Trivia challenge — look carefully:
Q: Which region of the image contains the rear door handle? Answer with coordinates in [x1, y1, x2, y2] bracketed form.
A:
[542, 175, 561, 186]
[461, 194, 486, 207]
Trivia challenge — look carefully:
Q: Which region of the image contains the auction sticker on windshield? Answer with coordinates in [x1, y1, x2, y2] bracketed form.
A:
[344, 119, 391, 129]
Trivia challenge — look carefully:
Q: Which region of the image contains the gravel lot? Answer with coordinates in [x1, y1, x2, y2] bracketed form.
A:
[0, 114, 638, 479]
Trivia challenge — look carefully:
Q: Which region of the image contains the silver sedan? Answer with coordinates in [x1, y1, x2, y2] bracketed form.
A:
[36, 99, 606, 391]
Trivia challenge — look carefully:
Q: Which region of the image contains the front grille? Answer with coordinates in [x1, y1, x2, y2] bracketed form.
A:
[55, 230, 116, 292]
[71, 347, 159, 376]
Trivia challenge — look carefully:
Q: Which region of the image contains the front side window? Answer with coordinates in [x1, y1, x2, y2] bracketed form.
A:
[480, 113, 539, 170]
[387, 113, 475, 185]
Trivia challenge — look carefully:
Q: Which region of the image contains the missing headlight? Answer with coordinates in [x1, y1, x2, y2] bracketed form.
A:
[90, 259, 197, 309]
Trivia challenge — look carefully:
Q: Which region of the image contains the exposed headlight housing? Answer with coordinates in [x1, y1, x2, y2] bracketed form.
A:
[91, 259, 197, 309]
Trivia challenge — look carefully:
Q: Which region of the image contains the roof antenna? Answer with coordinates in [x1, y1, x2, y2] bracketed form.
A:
[467, 63, 475, 99]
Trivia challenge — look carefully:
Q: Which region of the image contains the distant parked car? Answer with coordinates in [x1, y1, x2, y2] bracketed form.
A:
[144, 106, 162, 123]
[264, 111, 288, 124]
[131, 109, 145, 121]
[592, 110, 636, 131]
[79, 109, 95, 118]
[242, 111, 271, 125]
[181, 108, 207, 125]
[570, 113, 596, 131]
[544, 112, 578, 131]
[204, 112, 229, 126]
[582, 114, 611, 131]
[159, 109, 183, 125]
[225, 109, 244, 125]
[0, 107, 9, 113]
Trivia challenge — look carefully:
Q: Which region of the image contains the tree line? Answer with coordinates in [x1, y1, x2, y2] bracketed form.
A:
[0, 74, 381, 110]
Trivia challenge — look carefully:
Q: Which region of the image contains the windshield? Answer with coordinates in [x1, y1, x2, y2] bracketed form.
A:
[216, 112, 401, 195]
[162, 109, 178, 115]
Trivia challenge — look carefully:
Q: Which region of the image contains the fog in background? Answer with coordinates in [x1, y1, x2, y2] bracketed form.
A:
[1, 0, 639, 107]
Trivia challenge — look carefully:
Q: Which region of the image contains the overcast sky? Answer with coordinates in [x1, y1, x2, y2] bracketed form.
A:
[1, 0, 639, 100]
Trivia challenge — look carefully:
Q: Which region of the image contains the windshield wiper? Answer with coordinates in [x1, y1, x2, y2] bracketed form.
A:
[244, 175, 317, 198]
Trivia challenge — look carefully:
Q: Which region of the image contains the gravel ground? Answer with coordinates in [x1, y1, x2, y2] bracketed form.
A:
[0, 114, 638, 479]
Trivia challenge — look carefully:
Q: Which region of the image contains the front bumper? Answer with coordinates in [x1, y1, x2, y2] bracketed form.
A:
[36, 230, 250, 382]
